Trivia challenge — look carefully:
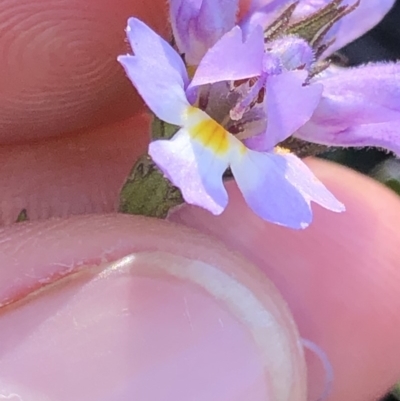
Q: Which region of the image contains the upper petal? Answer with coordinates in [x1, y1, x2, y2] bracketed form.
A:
[293, 0, 395, 57]
[247, 0, 282, 10]
[169, 0, 239, 65]
[245, 70, 323, 151]
[190, 25, 265, 89]
[230, 149, 344, 228]
[117, 18, 190, 126]
[296, 63, 400, 155]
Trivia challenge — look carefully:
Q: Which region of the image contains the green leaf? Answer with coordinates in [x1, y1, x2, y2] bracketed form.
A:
[118, 154, 183, 219]
[151, 115, 180, 140]
[370, 158, 400, 196]
[385, 179, 400, 196]
[393, 382, 400, 400]
[118, 115, 183, 218]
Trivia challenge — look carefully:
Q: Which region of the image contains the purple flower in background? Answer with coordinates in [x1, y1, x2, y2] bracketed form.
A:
[273, 0, 400, 155]
[169, 0, 394, 65]
[118, 0, 400, 228]
[189, 0, 400, 154]
[168, 0, 239, 65]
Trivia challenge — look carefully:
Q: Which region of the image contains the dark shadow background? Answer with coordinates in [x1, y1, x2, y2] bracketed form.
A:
[330, 2, 400, 400]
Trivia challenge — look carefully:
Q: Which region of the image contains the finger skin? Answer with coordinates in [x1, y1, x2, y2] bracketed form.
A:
[170, 158, 400, 401]
[0, 114, 149, 225]
[0, 214, 306, 401]
[1, 0, 398, 399]
[0, 0, 251, 144]
[0, 0, 167, 143]
[2, 110, 400, 400]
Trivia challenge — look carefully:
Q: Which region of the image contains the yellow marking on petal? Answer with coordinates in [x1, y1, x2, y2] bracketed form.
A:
[183, 107, 231, 156]
[238, 142, 248, 156]
[183, 106, 251, 158]
[185, 105, 205, 120]
[190, 118, 230, 155]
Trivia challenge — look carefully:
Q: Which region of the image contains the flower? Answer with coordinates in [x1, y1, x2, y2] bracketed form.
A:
[168, 0, 394, 65]
[257, 0, 400, 156]
[118, 18, 344, 229]
[168, 0, 239, 65]
[169, 0, 400, 156]
[118, 0, 400, 228]
[189, 0, 400, 156]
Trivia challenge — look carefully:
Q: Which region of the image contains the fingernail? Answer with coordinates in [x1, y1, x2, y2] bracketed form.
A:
[0, 251, 306, 401]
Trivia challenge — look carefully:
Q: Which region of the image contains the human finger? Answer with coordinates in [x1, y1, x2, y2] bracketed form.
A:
[0, 113, 149, 225]
[0, 0, 167, 143]
[170, 159, 400, 401]
[0, 214, 305, 401]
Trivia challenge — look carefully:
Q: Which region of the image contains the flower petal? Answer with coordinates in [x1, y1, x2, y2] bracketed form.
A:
[296, 63, 400, 155]
[328, 0, 395, 55]
[149, 128, 230, 215]
[240, 0, 288, 36]
[230, 150, 344, 228]
[293, 0, 395, 57]
[230, 150, 313, 228]
[281, 153, 345, 212]
[117, 18, 189, 126]
[248, 0, 281, 10]
[245, 70, 323, 151]
[190, 25, 265, 89]
[169, 0, 239, 65]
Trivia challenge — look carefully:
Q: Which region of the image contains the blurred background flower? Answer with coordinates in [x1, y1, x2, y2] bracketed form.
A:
[329, 3, 400, 398]
[322, 0, 400, 179]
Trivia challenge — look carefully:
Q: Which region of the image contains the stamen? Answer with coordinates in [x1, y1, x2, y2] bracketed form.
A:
[256, 87, 266, 104]
[227, 122, 244, 135]
[198, 85, 211, 110]
[230, 75, 267, 121]
[231, 78, 249, 88]
[231, 77, 258, 90]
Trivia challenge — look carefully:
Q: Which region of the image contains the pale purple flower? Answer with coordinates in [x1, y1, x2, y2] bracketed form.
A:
[118, 18, 344, 229]
[190, 30, 324, 151]
[169, 0, 400, 155]
[190, 0, 400, 156]
[276, 0, 400, 154]
[169, 0, 394, 64]
[118, 0, 400, 228]
[169, 0, 239, 65]
[296, 63, 400, 155]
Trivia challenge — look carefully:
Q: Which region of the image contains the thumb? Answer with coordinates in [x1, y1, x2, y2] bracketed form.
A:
[0, 214, 306, 401]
